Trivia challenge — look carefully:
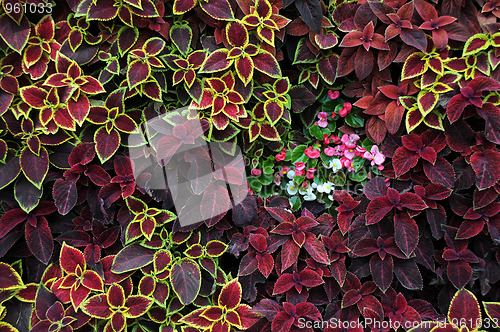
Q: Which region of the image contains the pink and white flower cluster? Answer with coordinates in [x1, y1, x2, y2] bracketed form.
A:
[301, 133, 385, 172]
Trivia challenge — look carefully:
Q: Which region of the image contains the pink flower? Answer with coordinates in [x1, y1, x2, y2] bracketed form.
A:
[328, 90, 340, 100]
[276, 148, 287, 162]
[341, 157, 355, 172]
[281, 166, 291, 176]
[294, 162, 306, 176]
[331, 135, 341, 144]
[274, 173, 281, 186]
[294, 162, 305, 171]
[306, 168, 316, 179]
[324, 147, 335, 156]
[304, 147, 320, 159]
[339, 102, 353, 117]
[343, 102, 352, 112]
[317, 112, 328, 128]
[363, 145, 385, 166]
[355, 146, 367, 157]
[341, 134, 360, 149]
[323, 134, 330, 145]
[251, 168, 262, 176]
[343, 146, 356, 160]
[301, 181, 309, 189]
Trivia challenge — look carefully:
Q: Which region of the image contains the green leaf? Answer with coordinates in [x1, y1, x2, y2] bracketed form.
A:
[289, 196, 301, 210]
[348, 167, 368, 182]
[291, 145, 308, 163]
[344, 109, 364, 127]
[249, 178, 262, 192]
[309, 124, 323, 140]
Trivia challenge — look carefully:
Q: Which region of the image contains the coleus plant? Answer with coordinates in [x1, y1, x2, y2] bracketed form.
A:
[0, 0, 499, 332]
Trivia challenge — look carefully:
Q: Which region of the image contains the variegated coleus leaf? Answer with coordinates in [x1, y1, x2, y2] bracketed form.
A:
[180, 278, 262, 330]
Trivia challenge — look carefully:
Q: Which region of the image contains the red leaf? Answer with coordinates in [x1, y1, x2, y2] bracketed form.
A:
[400, 193, 427, 210]
[456, 219, 484, 240]
[402, 53, 426, 79]
[226, 21, 249, 47]
[354, 47, 374, 80]
[385, 102, 405, 134]
[253, 50, 281, 78]
[317, 54, 338, 85]
[364, 178, 388, 200]
[366, 197, 393, 225]
[126, 295, 153, 317]
[281, 238, 300, 272]
[394, 213, 419, 257]
[235, 56, 253, 85]
[447, 260, 471, 289]
[0, 209, 26, 238]
[69, 143, 96, 167]
[170, 258, 201, 305]
[470, 149, 500, 190]
[94, 127, 120, 163]
[82, 294, 112, 319]
[199, 0, 235, 20]
[0, 262, 22, 290]
[173, 0, 196, 14]
[484, 302, 500, 322]
[111, 243, 155, 273]
[446, 94, 469, 124]
[20, 86, 48, 108]
[423, 157, 455, 188]
[272, 311, 294, 332]
[20, 147, 49, 189]
[60, 242, 85, 274]
[294, 0, 322, 33]
[267, 207, 295, 224]
[201, 183, 230, 223]
[200, 50, 231, 73]
[303, 232, 329, 265]
[52, 179, 77, 216]
[370, 255, 393, 292]
[448, 289, 481, 330]
[0, 15, 30, 53]
[127, 60, 150, 89]
[400, 29, 427, 52]
[25, 216, 53, 264]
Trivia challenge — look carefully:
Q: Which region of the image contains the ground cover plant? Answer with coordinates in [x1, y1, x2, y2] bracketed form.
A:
[0, 0, 499, 331]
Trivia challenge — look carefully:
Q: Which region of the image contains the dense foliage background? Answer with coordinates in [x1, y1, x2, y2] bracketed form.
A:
[0, 0, 499, 331]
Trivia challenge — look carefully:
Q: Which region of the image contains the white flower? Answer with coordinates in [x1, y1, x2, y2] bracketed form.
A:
[329, 158, 342, 172]
[311, 182, 318, 189]
[303, 187, 316, 201]
[286, 181, 298, 195]
[328, 194, 333, 201]
[317, 181, 334, 194]
[287, 170, 295, 179]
